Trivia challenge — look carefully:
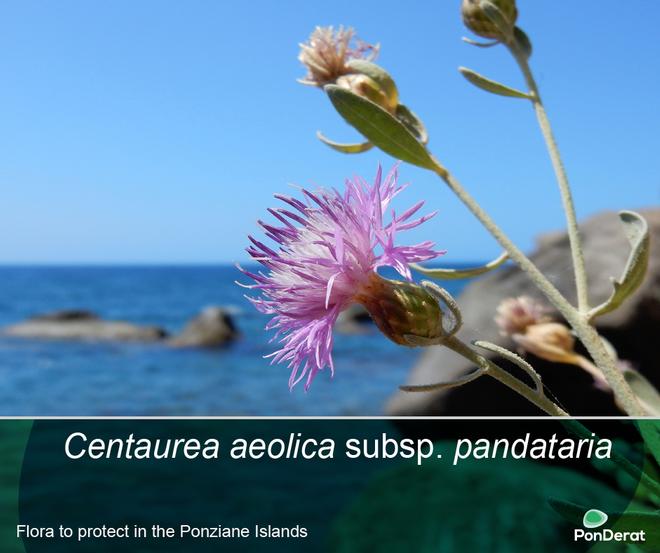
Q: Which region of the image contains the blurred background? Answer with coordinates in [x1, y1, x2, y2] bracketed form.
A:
[0, 1, 658, 415]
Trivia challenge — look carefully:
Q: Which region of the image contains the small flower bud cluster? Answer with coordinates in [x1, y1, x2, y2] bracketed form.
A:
[496, 296, 577, 365]
[495, 296, 614, 391]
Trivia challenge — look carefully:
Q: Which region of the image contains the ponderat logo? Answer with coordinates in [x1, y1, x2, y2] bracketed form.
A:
[582, 509, 608, 529]
[574, 508, 645, 544]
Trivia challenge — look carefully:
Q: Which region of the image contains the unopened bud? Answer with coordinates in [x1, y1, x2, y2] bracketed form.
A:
[461, 0, 517, 40]
[355, 274, 443, 346]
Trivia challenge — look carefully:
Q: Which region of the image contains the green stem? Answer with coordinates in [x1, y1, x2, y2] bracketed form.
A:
[509, 43, 590, 314]
[429, 160, 645, 416]
[444, 334, 568, 416]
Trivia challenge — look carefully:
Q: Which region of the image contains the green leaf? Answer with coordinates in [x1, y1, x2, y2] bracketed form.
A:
[412, 251, 508, 280]
[626, 372, 660, 417]
[638, 420, 660, 469]
[514, 26, 533, 59]
[395, 104, 428, 144]
[345, 59, 398, 108]
[589, 211, 650, 320]
[325, 85, 436, 170]
[316, 131, 373, 154]
[549, 499, 660, 549]
[459, 67, 531, 99]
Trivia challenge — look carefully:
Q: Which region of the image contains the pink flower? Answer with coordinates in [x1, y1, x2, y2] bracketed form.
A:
[239, 165, 443, 390]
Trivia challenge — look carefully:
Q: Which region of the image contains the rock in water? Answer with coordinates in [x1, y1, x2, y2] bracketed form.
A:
[387, 208, 660, 416]
[30, 310, 99, 322]
[169, 307, 238, 348]
[3, 310, 167, 342]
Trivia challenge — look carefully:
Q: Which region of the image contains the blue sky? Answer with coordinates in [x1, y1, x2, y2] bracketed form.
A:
[0, 1, 658, 264]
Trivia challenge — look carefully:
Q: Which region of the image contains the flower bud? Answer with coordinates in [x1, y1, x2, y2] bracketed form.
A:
[336, 74, 397, 113]
[461, 0, 517, 40]
[355, 273, 443, 346]
[512, 322, 578, 364]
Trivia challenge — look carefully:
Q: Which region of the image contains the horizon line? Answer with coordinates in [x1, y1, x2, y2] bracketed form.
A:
[0, 259, 491, 267]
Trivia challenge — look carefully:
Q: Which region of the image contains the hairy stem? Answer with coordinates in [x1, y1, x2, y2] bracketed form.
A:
[448, 342, 660, 494]
[509, 43, 590, 313]
[431, 160, 572, 313]
[438, 338, 660, 496]
[429, 160, 645, 416]
[444, 334, 568, 416]
[507, 42, 645, 414]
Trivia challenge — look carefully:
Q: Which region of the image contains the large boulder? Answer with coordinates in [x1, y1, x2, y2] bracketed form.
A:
[387, 208, 660, 416]
[168, 306, 238, 348]
[3, 310, 167, 342]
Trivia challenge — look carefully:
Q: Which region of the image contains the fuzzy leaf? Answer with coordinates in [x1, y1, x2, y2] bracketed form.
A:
[462, 37, 500, 48]
[412, 252, 508, 280]
[325, 85, 435, 169]
[638, 422, 660, 474]
[421, 281, 463, 337]
[514, 26, 533, 59]
[394, 104, 428, 144]
[589, 211, 650, 320]
[316, 131, 373, 154]
[459, 67, 531, 99]
[346, 59, 399, 107]
[474, 340, 543, 394]
[400, 368, 485, 393]
[626, 373, 660, 417]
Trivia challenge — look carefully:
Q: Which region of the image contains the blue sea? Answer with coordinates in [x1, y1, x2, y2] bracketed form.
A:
[0, 266, 467, 416]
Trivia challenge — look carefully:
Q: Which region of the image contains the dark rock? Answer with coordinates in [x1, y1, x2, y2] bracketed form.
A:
[30, 309, 99, 322]
[168, 306, 238, 348]
[387, 208, 660, 416]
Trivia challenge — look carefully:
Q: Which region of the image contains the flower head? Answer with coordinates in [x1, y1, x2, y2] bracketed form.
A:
[298, 26, 379, 87]
[240, 165, 443, 390]
[495, 295, 551, 336]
